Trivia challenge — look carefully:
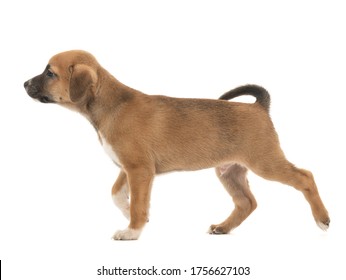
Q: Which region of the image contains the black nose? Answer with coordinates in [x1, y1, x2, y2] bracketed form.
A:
[24, 81, 29, 88]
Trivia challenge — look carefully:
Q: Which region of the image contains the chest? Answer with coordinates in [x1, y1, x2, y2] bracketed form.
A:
[99, 133, 121, 166]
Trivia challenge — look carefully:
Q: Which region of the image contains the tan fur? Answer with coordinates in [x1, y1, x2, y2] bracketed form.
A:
[24, 50, 330, 240]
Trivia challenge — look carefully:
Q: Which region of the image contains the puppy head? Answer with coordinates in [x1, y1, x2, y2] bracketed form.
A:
[24, 50, 99, 110]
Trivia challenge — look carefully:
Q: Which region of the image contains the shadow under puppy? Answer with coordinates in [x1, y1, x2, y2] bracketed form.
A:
[24, 50, 330, 240]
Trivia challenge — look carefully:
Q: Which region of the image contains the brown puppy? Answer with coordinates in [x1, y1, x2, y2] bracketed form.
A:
[24, 50, 330, 240]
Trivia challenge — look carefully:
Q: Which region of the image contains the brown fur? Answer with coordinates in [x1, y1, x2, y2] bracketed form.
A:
[24, 50, 330, 240]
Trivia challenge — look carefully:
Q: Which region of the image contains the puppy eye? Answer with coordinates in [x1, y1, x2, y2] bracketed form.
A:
[46, 70, 55, 78]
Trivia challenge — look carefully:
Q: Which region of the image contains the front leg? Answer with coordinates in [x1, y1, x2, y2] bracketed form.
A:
[113, 166, 154, 240]
[111, 170, 130, 220]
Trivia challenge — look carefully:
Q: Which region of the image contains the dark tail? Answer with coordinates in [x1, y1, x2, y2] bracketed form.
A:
[219, 84, 270, 112]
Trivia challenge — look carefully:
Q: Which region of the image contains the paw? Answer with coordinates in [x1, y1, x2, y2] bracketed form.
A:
[208, 224, 229, 235]
[112, 228, 141, 240]
[316, 217, 330, 231]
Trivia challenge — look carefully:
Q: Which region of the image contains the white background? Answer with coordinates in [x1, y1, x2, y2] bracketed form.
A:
[0, 0, 345, 279]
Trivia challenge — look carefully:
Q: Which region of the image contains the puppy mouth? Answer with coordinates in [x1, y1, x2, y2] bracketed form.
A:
[25, 88, 55, 103]
[37, 95, 55, 103]
[27, 91, 55, 103]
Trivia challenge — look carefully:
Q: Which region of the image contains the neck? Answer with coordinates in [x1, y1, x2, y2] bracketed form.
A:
[80, 72, 138, 131]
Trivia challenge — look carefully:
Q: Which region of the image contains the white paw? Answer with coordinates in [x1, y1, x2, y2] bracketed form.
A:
[112, 228, 141, 240]
[315, 216, 330, 231]
[317, 221, 329, 231]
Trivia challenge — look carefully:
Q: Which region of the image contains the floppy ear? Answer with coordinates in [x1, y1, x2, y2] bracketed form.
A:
[69, 64, 97, 103]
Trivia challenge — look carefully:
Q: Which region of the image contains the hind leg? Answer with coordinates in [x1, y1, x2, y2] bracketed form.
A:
[250, 157, 330, 230]
[209, 163, 257, 234]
